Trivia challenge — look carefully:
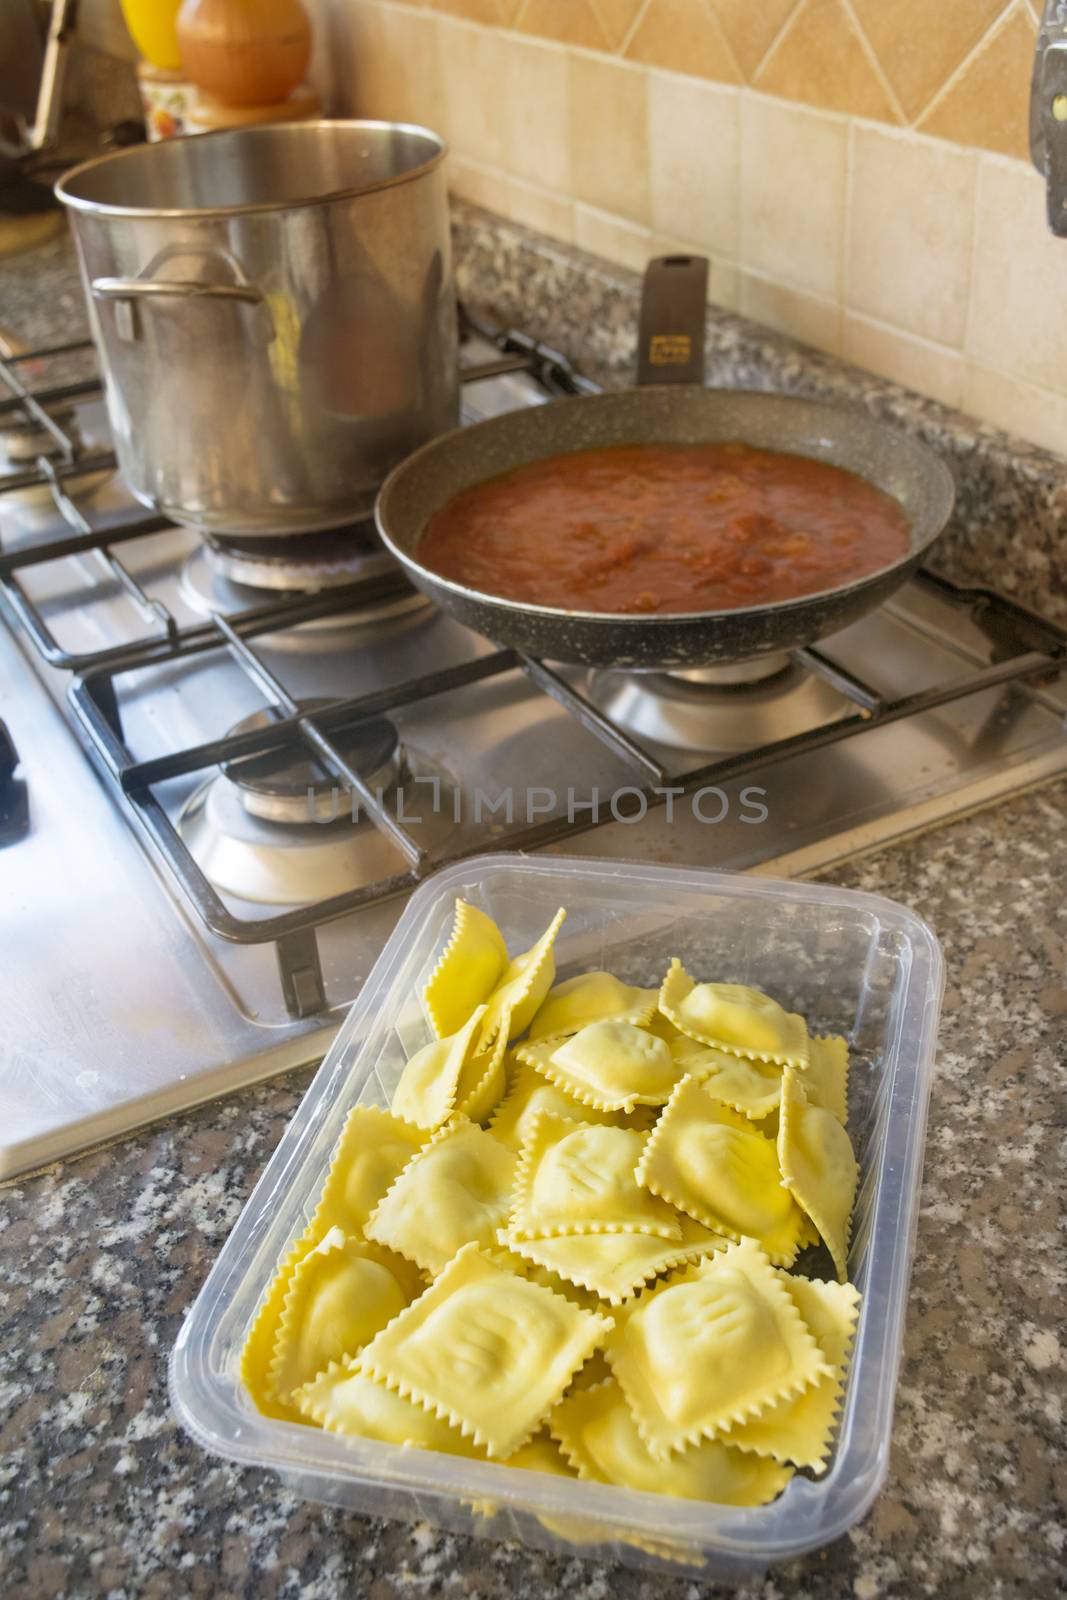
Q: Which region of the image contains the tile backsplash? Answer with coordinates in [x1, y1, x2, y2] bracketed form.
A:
[309, 0, 1067, 457]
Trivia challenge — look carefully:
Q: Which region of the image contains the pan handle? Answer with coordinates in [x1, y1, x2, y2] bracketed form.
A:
[635, 254, 709, 387]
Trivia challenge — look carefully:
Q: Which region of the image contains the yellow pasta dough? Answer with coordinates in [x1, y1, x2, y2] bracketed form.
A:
[478, 907, 567, 1045]
[309, 1105, 428, 1240]
[269, 1227, 410, 1404]
[718, 1273, 861, 1471]
[241, 908, 868, 1519]
[239, 1232, 316, 1425]
[528, 971, 659, 1042]
[504, 1429, 578, 1476]
[551, 1377, 793, 1505]
[518, 1020, 678, 1112]
[659, 961, 809, 1068]
[672, 1041, 783, 1121]
[508, 1112, 682, 1242]
[777, 1065, 858, 1283]
[365, 1116, 517, 1276]
[504, 1214, 726, 1304]
[391, 1005, 488, 1129]
[355, 1243, 614, 1458]
[804, 1033, 850, 1126]
[636, 1075, 806, 1264]
[423, 899, 508, 1039]
[487, 1060, 651, 1151]
[295, 1360, 488, 1456]
[606, 1239, 831, 1458]
[452, 1013, 511, 1125]
[487, 1247, 605, 1313]
[795, 1211, 823, 1252]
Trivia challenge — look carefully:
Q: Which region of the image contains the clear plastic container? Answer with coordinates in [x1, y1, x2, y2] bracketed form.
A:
[170, 854, 943, 1581]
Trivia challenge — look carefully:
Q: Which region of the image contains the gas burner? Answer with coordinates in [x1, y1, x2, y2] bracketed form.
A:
[0, 412, 78, 464]
[667, 653, 793, 687]
[0, 407, 115, 506]
[204, 525, 391, 591]
[178, 729, 461, 906]
[587, 660, 850, 753]
[179, 541, 431, 648]
[222, 702, 402, 824]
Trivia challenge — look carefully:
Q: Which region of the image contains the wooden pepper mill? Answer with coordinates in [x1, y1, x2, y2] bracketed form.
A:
[176, 0, 312, 110]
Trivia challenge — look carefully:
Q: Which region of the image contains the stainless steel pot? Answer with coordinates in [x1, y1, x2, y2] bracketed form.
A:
[56, 121, 458, 537]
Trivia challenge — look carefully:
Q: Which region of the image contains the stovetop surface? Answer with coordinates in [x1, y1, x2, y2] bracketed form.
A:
[2, 335, 1065, 1178]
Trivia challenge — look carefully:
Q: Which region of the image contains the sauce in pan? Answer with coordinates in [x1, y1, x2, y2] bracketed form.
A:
[417, 441, 912, 615]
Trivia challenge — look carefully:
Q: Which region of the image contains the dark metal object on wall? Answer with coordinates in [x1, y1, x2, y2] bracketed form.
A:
[0, 0, 78, 211]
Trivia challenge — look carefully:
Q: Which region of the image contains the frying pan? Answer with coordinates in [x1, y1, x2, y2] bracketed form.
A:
[375, 256, 956, 670]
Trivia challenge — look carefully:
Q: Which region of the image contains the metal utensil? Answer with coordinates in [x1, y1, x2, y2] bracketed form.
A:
[375, 256, 955, 670]
[0, 0, 77, 208]
[56, 120, 458, 536]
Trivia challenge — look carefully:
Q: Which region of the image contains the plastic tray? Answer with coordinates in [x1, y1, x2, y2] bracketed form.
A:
[170, 854, 943, 1581]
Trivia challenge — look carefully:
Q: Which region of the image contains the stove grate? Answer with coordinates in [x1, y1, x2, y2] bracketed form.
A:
[1, 319, 1064, 1019]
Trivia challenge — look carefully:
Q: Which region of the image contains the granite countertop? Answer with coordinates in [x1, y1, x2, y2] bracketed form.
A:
[4, 782, 1065, 1600]
[2, 216, 1065, 1598]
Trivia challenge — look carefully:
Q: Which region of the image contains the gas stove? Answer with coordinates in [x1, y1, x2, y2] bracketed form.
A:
[1, 312, 1065, 1179]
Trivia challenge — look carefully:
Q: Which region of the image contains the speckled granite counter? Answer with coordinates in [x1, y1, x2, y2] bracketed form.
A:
[1, 213, 1065, 1599]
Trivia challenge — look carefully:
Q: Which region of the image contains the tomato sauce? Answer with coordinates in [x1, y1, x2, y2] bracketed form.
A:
[417, 441, 912, 615]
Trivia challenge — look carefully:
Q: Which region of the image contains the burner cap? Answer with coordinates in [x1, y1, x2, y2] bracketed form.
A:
[179, 542, 431, 645]
[205, 524, 385, 591]
[666, 653, 792, 687]
[0, 406, 82, 465]
[178, 745, 462, 906]
[222, 701, 402, 823]
[587, 662, 850, 753]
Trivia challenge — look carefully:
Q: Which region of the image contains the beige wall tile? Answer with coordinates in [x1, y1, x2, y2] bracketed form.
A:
[739, 271, 842, 353]
[504, 178, 576, 241]
[847, 125, 977, 346]
[568, 53, 651, 225]
[706, 0, 800, 81]
[592, 0, 648, 50]
[515, 0, 609, 49]
[324, 1, 444, 130]
[962, 362, 1067, 456]
[625, 0, 741, 84]
[968, 159, 1067, 395]
[844, 314, 964, 408]
[755, 0, 899, 122]
[318, 0, 1067, 449]
[448, 156, 507, 210]
[438, 16, 509, 165]
[648, 72, 739, 257]
[574, 204, 655, 272]
[919, 4, 1035, 162]
[426, 0, 512, 24]
[501, 34, 571, 194]
[850, 0, 1006, 122]
[740, 93, 847, 299]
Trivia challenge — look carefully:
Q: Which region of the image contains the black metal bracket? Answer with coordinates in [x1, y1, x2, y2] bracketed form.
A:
[277, 928, 328, 1018]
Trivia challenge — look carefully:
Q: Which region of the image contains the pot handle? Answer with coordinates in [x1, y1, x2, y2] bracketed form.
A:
[635, 254, 709, 387]
[90, 244, 273, 345]
[91, 278, 264, 306]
